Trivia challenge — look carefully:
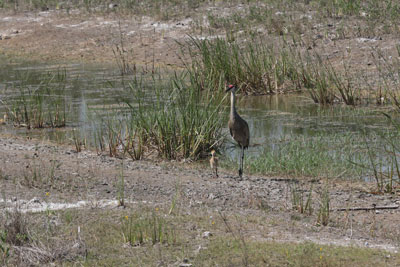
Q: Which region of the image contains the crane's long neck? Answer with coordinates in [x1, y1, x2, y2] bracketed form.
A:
[230, 91, 236, 117]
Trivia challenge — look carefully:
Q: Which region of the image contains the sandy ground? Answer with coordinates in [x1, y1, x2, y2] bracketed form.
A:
[0, 134, 399, 253]
[0, 9, 190, 67]
[1, 8, 400, 73]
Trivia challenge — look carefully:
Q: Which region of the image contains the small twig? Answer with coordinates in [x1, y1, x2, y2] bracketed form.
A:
[335, 205, 399, 212]
[218, 211, 236, 238]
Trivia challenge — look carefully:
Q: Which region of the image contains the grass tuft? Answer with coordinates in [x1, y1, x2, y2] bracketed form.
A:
[1, 70, 68, 129]
[94, 72, 226, 160]
[121, 211, 177, 246]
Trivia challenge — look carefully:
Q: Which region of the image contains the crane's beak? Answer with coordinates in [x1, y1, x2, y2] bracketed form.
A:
[225, 85, 235, 92]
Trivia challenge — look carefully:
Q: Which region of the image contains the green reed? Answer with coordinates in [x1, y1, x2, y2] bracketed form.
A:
[182, 36, 305, 95]
[127, 73, 226, 159]
[121, 211, 177, 246]
[2, 70, 68, 129]
[93, 72, 226, 160]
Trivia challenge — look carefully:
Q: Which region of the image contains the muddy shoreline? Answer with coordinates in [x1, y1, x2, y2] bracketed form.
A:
[1, 134, 399, 254]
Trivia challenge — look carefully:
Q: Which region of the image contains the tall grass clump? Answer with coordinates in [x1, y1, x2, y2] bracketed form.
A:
[298, 51, 364, 105]
[182, 36, 361, 105]
[182, 36, 304, 95]
[1, 70, 68, 129]
[300, 53, 337, 105]
[317, 186, 330, 226]
[94, 72, 226, 160]
[121, 212, 177, 246]
[126, 73, 226, 159]
[290, 184, 313, 215]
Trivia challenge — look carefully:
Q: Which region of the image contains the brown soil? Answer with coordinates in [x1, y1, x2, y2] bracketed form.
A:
[0, 10, 187, 67]
[1, 8, 399, 72]
[1, 134, 399, 253]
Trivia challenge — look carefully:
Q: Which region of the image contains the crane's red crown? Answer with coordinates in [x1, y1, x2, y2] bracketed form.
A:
[228, 84, 234, 89]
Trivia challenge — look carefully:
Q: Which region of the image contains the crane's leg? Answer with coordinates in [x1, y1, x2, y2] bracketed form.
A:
[238, 147, 242, 178]
[238, 146, 244, 178]
[242, 146, 245, 175]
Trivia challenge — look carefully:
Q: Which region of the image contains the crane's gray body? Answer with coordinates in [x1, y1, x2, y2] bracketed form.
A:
[226, 85, 250, 178]
[228, 110, 250, 149]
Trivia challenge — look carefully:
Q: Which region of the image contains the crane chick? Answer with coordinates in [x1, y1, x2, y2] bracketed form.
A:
[210, 150, 219, 178]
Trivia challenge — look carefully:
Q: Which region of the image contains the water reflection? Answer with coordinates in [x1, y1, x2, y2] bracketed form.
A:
[0, 58, 393, 163]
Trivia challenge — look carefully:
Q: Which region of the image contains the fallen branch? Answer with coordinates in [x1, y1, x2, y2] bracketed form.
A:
[335, 205, 399, 212]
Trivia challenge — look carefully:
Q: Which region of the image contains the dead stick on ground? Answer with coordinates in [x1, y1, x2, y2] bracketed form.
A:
[335, 205, 399, 212]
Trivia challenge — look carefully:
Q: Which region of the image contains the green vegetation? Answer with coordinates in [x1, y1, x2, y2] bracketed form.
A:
[121, 211, 177, 246]
[220, 124, 400, 192]
[358, 125, 400, 193]
[93, 73, 226, 160]
[196, 237, 397, 266]
[317, 186, 330, 226]
[227, 133, 365, 178]
[182, 36, 304, 95]
[184, 34, 400, 108]
[1, 70, 68, 129]
[183, 32, 400, 107]
[291, 184, 313, 215]
[1, 205, 398, 266]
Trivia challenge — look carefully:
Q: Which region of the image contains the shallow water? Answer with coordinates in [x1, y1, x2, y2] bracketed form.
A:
[0, 58, 395, 180]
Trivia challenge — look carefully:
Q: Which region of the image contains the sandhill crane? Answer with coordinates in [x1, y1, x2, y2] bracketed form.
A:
[226, 84, 249, 178]
[210, 149, 219, 178]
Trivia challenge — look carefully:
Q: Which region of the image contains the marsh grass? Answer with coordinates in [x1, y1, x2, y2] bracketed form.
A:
[121, 211, 177, 246]
[112, 21, 137, 76]
[182, 36, 304, 95]
[72, 128, 83, 152]
[300, 53, 337, 105]
[291, 184, 313, 215]
[21, 158, 64, 189]
[0, 229, 10, 265]
[183, 36, 367, 106]
[93, 72, 226, 160]
[127, 74, 226, 159]
[237, 134, 365, 178]
[354, 129, 400, 193]
[176, 2, 400, 106]
[2, 70, 68, 129]
[196, 237, 398, 266]
[219, 212, 250, 266]
[372, 47, 400, 111]
[3, 213, 29, 245]
[317, 186, 330, 226]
